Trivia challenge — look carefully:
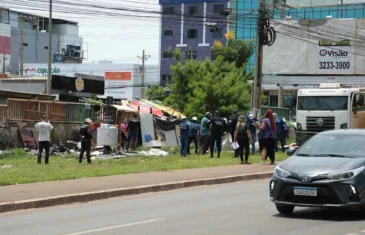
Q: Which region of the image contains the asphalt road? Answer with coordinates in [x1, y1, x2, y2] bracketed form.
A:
[2, 179, 365, 235]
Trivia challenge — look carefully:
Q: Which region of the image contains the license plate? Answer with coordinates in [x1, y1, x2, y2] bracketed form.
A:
[293, 187, 317, 197]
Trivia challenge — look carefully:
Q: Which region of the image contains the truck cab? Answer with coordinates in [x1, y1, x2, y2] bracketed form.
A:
[295, 83, 365, 145]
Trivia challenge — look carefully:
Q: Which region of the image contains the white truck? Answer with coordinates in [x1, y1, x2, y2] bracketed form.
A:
[295, 83, 365, 145]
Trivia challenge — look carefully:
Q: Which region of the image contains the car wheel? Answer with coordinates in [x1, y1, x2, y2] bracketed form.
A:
[276, 203, 295, 214]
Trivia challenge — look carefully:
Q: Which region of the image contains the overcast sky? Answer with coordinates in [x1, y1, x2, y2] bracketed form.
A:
[1, 0, 160, 65]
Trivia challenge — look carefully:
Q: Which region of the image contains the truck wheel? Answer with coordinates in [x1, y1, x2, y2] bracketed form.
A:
[276, 203, 295, 215]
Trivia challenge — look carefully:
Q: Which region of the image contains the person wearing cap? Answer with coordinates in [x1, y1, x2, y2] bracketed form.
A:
[200, 112, 211, 155]
[188, 117, 200, 155]
[179, 116, 190, 157]
[209, 110, 227, 158]
[79, 118, 93, 164]
[229, 110, 239, 158]
[274, 113, 286, 152]
[246, 112, 258, 155]
[125, 113, 140, 152]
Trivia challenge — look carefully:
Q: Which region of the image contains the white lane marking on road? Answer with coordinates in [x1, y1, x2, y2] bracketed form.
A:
[62, 218, 165, 235]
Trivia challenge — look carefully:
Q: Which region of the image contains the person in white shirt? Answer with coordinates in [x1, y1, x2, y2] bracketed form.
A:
[35, 115, 54, 164]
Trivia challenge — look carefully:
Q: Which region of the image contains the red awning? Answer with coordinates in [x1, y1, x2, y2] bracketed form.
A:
[128, 101, 164, 117]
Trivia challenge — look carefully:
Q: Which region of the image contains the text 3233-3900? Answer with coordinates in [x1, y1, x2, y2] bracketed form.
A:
[319, 61, 351, 69]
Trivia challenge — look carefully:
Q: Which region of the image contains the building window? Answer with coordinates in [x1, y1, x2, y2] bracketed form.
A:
[23, 43, 28, 47]
[164, 7, 175, 15]
[188, 6, 199, 16]
[187, 29, 198, 39]
[213, 4, 224, 15]
[163, 30, 174, 36]
[212, 28, 223, 38]
[162, 52, 173, 58]
[186, 50, 197, 59]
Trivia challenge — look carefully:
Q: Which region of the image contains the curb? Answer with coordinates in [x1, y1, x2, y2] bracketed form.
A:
[0, 172, 273, 214]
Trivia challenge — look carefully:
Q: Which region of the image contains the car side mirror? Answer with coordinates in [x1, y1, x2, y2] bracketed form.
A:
[286, 147, 297, 157]
[353, 106, 358, 115]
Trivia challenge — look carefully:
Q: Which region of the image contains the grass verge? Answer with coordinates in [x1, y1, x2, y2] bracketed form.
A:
[0, 148, 288, 186]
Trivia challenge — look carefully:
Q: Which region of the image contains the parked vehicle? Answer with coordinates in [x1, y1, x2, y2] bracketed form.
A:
[270, 129, 365, 215]
[295, 83, 365, 145]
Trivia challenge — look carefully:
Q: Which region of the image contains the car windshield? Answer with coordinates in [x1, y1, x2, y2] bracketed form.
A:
[296, 133, 365, 157]
[298, 96, 348, 110]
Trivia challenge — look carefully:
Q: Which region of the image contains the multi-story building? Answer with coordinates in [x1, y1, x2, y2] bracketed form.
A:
[229, 0, 365, 113]
[0, 8, 84, 75]
[159, 0, 230, 86]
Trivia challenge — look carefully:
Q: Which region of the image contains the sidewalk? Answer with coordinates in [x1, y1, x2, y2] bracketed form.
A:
[0, 164, 276, 213]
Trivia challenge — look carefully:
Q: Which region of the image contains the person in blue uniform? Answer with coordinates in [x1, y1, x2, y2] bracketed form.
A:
[274, 113, 286, 152]
[179, 116, 190, 157]
[188, 117, 200, 154]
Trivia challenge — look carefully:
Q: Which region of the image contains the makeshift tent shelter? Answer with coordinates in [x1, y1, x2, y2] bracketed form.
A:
[140, 99, 183, 118]
[112, 104, 137, 125]
[128, 101, 164, 117]
[155, 117, 179, 147]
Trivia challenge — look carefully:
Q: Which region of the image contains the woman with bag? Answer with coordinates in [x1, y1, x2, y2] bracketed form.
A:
[255, 109, 276, 165]
[234, 115, 252, 165]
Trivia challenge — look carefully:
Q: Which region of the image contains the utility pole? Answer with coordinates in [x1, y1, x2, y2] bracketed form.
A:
[252, 0, 265, 117]
[19, 14, 24, 76]
[278, 1, 285, 108]
[47, 0, 53, 94]
[138, 50, 151, 99]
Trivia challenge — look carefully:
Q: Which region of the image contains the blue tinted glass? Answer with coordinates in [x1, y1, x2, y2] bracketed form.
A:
[320, 8, 328, 18]
[346, 8, 355, 18]
[354, 4, 363, 10]
[355, 9, 364, 18]
[312, 10, 321, 19]
[305, 8, 313, 19]
[297, 8, 304, 18]
[330, 9, 338, 18]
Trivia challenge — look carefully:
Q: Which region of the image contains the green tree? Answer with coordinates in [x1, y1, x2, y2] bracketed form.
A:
[165, 57, 252, 119]
[212, 32, 255, 69]
[164, 34, 264, 118]
[145, 85, 168, 101]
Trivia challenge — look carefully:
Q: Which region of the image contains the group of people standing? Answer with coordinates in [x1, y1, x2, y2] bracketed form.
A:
[179, 111, 227, 158]
[179, 109, 289, 165]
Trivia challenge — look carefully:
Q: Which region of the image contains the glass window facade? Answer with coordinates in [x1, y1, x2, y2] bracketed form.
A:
[234, 1, 365, 72]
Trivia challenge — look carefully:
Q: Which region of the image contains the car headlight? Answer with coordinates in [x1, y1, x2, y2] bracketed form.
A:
[327, 166, 365, 181]
[274, 166, 291, 178]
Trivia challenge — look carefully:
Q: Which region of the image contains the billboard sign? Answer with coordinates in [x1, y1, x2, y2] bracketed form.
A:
[105, 72, 132, 80]
[263, 19, 360, 75]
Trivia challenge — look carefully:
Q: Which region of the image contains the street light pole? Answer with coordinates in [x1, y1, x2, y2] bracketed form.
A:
[47, 0, 53, 94]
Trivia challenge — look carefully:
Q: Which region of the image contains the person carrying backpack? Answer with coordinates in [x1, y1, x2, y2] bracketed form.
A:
[234, 115, 252, 164]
